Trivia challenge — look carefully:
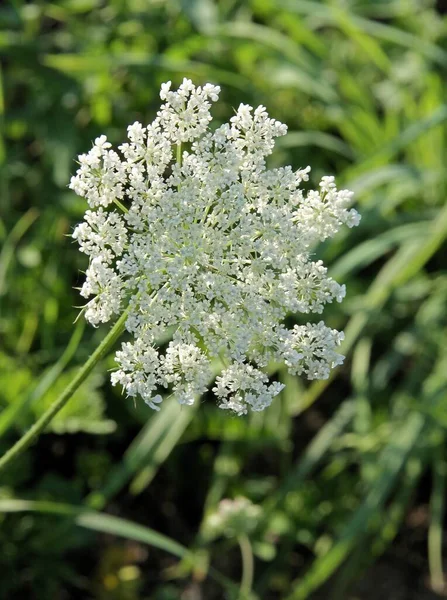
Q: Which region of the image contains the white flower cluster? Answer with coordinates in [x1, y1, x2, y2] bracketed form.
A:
[70, 78, 360, 415]
[204, 497, 262, 539]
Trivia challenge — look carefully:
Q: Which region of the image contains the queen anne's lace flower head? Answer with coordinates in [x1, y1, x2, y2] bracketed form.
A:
[203, 497, 262, 540]
[70, 78, 360, 415]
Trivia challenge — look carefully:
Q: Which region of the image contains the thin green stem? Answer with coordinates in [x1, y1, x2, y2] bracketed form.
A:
[0, 309, 129, 474]
[176, 142, 182, 167]
[238, 534, 254, 599]
[113, 198, 128, 213]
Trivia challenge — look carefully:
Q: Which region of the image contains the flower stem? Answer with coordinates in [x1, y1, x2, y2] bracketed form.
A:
[176, 142, 182, 167]
[0, 309, 129, 474]
[113, 198, 128, 214]
[238, 534, 254, 599]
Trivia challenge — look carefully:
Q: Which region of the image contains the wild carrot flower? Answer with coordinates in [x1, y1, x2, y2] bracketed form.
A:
[204, 497, 262, 539]
[70, 79, 360, 415]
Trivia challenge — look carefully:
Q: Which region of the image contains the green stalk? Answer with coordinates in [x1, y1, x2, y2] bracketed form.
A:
[113, 198, 128, 213]
[238, 534, 254, 599]
[0, 309, 129, 474]
[176, 142, 182, 167]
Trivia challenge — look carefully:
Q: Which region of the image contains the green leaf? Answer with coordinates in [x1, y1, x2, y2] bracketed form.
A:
[0, 499, 239, 595]
[0, 498, 187, 557]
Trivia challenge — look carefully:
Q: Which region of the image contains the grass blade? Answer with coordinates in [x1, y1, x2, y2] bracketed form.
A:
[0, 498, 186, 556]
[262, 400, 355, 519]
[285, 411, 426, 599]
[86, 397, 197, 509]
[0, 320, 85, 438]
[0, 499, 239, 594]
[0, 208, 39, 297]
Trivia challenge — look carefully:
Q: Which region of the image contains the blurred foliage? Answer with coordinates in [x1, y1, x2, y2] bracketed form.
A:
[0, 0, 446, 598]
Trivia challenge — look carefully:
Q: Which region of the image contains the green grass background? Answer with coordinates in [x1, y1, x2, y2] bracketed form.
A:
[0, 0, 446, 598]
